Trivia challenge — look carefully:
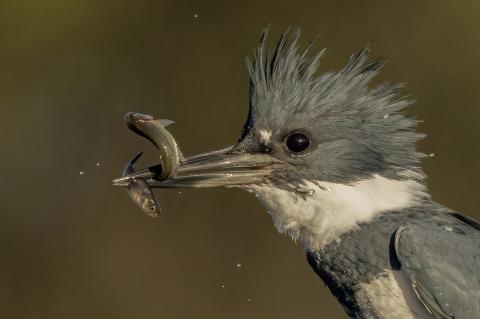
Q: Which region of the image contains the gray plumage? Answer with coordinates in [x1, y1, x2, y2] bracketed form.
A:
[396, 216, 480, 318]
[240, 28, 480, 318]
[241, 27, 425, 187]
[307, 203, 480, 318]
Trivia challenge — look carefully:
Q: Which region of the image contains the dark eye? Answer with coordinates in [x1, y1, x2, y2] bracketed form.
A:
[285, 132, 310, 153]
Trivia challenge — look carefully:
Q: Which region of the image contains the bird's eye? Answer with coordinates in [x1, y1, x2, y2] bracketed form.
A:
[285, 132, 310, 153]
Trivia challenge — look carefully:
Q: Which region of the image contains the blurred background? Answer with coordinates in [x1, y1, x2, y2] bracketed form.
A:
[1, 0, 480, 318]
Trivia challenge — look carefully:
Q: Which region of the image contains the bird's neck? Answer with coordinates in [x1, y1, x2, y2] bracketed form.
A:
[250, 173, 428, 250]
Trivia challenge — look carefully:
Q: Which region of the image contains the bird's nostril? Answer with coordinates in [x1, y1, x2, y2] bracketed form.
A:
[259, 144, 274, 154]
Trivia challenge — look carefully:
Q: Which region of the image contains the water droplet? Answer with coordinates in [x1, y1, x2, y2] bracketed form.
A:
[221, 284, 225, 288]
[326, 187, 332, 192]
[96, 162, 101, 166]
[429, 153, 435, 157]
[384, 114, 389, 119]
[236, 263, 242, 268]
[79, 171, 85, 175]
[178, 191, 182, 195]
[247, 297, 252, 302]
[194, 13, 199, 18]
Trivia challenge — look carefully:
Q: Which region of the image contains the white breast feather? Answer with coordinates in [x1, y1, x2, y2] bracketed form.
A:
[357, 270, 432, 319]
[250, 174, 426, 250]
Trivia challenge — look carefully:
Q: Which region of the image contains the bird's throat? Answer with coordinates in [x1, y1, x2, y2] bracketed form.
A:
[250, 173, 428, 250]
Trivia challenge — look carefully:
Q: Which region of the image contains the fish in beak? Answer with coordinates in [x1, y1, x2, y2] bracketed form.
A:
[122, 151, 161, 217]
[113, 113, 285, 195]
[123, 112, 183, 179]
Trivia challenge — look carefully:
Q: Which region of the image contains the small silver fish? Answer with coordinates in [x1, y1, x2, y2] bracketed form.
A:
[123, 151, 161, 217]
[124, 112, 183, 179]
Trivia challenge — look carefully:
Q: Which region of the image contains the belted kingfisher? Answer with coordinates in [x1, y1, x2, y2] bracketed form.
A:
[114, 28, 480, 318]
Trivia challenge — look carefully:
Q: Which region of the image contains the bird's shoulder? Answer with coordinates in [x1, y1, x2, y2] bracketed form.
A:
[394, 211, 480, 318]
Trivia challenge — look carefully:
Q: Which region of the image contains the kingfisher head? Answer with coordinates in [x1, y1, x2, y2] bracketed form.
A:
[115, 28, 429, 250]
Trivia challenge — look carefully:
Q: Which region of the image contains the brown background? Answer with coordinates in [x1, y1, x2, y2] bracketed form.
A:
[1, 0, 480, 318]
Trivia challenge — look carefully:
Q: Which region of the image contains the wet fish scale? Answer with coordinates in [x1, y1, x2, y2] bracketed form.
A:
[120, 113, 182, 216]
[127, 178, 160, 217]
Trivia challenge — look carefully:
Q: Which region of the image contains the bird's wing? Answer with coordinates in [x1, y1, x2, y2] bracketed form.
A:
[394, 215, 480, 318]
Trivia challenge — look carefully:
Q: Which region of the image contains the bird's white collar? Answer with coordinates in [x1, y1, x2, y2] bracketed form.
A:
[249, 173, 427, 250]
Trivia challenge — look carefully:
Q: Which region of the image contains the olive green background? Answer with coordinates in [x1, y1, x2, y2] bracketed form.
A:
[1, 0, 480, 318]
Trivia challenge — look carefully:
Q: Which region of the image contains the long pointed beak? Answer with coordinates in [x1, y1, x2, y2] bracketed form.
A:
[112, 147, 287, 188]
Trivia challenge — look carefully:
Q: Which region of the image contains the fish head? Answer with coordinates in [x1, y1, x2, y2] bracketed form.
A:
[127, 178, 161, 218]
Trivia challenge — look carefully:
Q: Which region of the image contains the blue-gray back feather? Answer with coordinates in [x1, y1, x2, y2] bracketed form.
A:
[395, 216, 480, 318]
